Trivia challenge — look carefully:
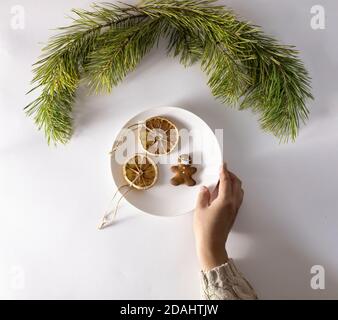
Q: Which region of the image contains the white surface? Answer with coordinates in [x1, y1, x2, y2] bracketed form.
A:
[0, 0, 337, 299]
[111, 107, 222, 216]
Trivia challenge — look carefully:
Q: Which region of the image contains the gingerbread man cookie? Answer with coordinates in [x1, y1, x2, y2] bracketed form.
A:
[170, 154, 197, 186]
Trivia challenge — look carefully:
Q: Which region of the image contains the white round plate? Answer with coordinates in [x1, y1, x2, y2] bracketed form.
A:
[111, 106, 222, 217]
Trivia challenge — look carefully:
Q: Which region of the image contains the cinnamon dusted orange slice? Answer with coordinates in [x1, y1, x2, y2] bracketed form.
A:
[123, 154, 158, 190]
[139, 116, 179, 156]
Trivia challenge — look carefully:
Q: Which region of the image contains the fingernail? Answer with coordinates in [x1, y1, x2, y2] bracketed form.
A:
[200, 186, 207, 192]
[220, 162, 227, 174]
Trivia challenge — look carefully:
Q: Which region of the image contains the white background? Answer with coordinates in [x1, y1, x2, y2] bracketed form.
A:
[0, 0, 337, 299]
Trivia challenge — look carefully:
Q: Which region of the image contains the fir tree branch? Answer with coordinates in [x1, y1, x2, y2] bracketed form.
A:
[26, 0, 313, 144]
[26, 4, 148, 144]
[84, 17, 163, 93]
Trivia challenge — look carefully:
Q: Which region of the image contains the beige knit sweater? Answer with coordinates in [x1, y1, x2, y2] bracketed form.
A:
[201, 259, 258, 300]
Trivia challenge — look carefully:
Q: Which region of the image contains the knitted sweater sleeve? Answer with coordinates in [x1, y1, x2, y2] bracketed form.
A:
[201, 259, 258, 300]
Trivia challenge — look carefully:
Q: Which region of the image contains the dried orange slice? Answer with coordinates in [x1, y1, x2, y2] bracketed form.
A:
[123, 154, 158, 190]
[139, 116, 179, 156]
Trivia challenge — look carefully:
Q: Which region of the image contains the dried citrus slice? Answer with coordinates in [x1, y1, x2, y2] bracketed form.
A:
[139, 116, 179, 155]
[123, 154, 158, 190]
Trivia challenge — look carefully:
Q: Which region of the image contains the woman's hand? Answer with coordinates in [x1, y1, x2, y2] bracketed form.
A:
[194, 163, 244, 271]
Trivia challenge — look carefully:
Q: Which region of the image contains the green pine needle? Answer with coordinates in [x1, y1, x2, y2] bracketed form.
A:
[26, 0, 313, 144]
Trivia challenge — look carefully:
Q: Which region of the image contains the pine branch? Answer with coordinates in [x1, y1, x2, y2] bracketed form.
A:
[141, 0, 312, 140]
[26, 4, 148, 144]
[84, 17, 163, 93]
[26, 0, 313, 144]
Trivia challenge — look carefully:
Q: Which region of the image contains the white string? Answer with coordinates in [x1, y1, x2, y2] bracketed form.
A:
[110, 122, 145, 153]
[98, 173, 142, 230]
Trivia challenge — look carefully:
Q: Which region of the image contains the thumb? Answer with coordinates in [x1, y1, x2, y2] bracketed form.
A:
[196, 186, 210, 209]
[217, 162, 232, 201]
